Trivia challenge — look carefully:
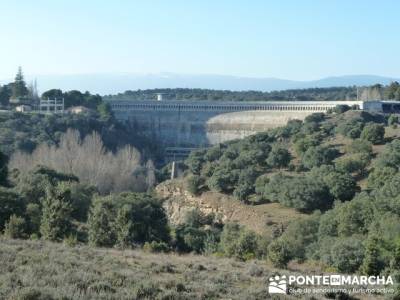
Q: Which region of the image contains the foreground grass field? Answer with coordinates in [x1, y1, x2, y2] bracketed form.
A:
[0, 237, 277, 300]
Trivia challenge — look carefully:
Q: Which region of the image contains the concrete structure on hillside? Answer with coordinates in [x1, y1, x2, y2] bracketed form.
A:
[108, 99, 376, 156]
[39, 98, 64, 114]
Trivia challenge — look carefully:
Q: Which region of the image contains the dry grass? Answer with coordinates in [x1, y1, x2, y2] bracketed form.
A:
[0, 237, 279, 300]
[0, 237, 389, 300]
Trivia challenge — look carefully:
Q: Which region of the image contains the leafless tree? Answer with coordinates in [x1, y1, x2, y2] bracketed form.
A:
[10, 130, 154, 194]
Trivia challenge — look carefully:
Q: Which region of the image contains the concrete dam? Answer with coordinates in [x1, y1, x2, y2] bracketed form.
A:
[107, 100, 366, 156]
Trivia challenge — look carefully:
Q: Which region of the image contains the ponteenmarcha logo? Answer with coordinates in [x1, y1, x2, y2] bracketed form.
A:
[267, 274, 394, 296]
[268, 275, 287, 294]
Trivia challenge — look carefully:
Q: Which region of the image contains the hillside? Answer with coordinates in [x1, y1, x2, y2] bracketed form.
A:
[156, 179, 306, 237]
[0, 237, 386, 300]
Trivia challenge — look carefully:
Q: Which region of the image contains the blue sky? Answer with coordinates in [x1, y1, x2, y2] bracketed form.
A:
[1, 0, 399, 80]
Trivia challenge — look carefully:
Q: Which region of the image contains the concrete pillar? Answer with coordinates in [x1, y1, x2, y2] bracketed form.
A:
[171, 161, 176, 180]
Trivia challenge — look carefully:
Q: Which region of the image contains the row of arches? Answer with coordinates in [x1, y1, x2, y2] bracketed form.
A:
[110, 103, 335, 112]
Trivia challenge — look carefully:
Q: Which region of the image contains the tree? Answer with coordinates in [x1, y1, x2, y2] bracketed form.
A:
[329, 237, 365, 273]
[233, 183, 253, 202]
[11, 67, 29, 100]
[40, 183, 73, 241]
[360, 123, 385, 145]
[301, 146, 339, 169]
[0, 150, 8, 186]
[268, 239, 292, 268]
[332, 104, 350, 114]
[114, 193, 170, 245]
[114, 204, 134, 248]
[234, 230, 259, 261]
[185, 175, 204, 195]
[346, 139, 373, 156]
[0, 188, 24, 230]
[266, 144, 291, 168]
[41, 89, 64, 100]
[186, 150, 206, 175]
[323, 172, 357, 201]
[361, 236, 384, 275]
[97, 102, 113, 121]
[88, 196, 116, 247]
[0, 84, 12, 106]
[263, 174, 333, 212]
[388, 115, 399, 127]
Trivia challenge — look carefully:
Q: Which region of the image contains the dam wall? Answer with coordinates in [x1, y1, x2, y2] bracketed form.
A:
[108, 100, 364, 148]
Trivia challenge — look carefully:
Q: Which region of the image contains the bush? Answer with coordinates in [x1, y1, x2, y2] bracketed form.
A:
[346, 139, 373, 155]
[332, 104, 350, 114]
[360, 235, 384, 275]
[88, 196, 117, 247]
[234, 230, 259, 261]
[266, 144, 291, 169]
[0, 188, 24, 231]
[4, 214, 27, 239]
[388, 114, 399, 127]
[323, 171, 357, 201]
[335, 154, 369, 175]
[367, 167, 397, 190]
[293, 136, 319, 155]
[40, 182, 73, 242]
[233, 183, 253, 202]
[336, 118, 365, 139]
[304, 113, 325, 123]
[186, 149, 206, 175]
[219, 223, 261, 261]
[360, 123, 385, 144]
[185, 175, 204, 195]
[263, 174, 333, 212]
[267, 239, 292, 268]
[329, 237, 365, 273]
[143, 241, 170, 253]
[301, 146, 339, 169]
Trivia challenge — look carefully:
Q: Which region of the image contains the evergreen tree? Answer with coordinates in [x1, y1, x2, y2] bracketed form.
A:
[391, 241, 400, 270]
[40, 183, 73, 241]
[0, 150, 8, 186]
[87, 197, 116, 247]
[114, 204, 133, 248]
[11, 67, 29, 99]
[361, 236, 383, 275]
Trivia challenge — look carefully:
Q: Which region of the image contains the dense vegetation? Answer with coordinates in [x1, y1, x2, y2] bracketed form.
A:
[104, 82, 400, 102]
[184, 108, 400, 282]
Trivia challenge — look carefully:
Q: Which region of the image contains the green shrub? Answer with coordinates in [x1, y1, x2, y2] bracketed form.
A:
[185, 175, 204, 195]
[40, 182, 73, 242]
[263, 173, 333, 212]
[346, 139, 373, 155]
[143, 241, 170, 253]
[301, 146, 339, 169]
[88, 196, 117, 247]
[4, 214, 27, 239]
[266, 144, 291, 168]
[329, 237, 365, 273]
[335, 154, 369, 175]
[388, 114, 399, 127]
[64, 234, 78, 247]
[0, 187, 24, 230]
[267, 239, 292, 268]
[360, 123, 385, 144]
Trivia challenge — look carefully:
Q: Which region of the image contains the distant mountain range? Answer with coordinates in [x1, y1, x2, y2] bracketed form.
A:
[1, 73, 399, 95]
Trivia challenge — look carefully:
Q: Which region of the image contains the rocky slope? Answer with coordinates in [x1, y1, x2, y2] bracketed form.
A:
[156, 179, 306, 236]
